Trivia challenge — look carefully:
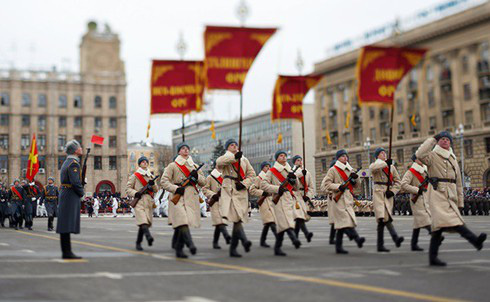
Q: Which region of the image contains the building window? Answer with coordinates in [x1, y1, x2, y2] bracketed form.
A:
[342, 86, 349, 103]
[426, 64, 433, 81]
[398, 122, 405, 135]
[58, 135, 66, 150]
[38, 135, 46, 148]
[109, 117, 117, 128]
[332, 92, 338, 109]
[464, 139, 473, 158]
[429, 116, 437, 130]
[38, 155, 45, 169]
[428, 89, 435, 108]
[130, 152, 135, 161]
[109, 96, 117, 109]
[94, 156, 102, 170]
[0, 155, 8, 169]
[0, 114, 8, 126]
[74, 95, 82, 108]
[150, 161, 154, 168]
[321, 116, 326, 130]
[369, 108, 375, 120]
[321, 94, 326, 109]
[74, 135, 82, 147]
[322, 137, 327, 148]
[21, 134, 30, 149]
[22, 93, 31, 107]
[485, 137, 490, 153]
[344, 132, 351, 146]
[150, 152, 154, 159]
[58, 156, 66, 170]
[321, 159, 327, 172]
[380, 122, 389, 137]
[38, 94, 47, 107]
[370, 128, 376, 143]
[355, 154, 362, 168]
[0, 92, 9, 106]
[462, 56, 469, 74]
[74, 116, 83, 128]
[465, 110, 473, 125]
[38, 115, 46, 130]
[59, 95, 67, 108]
[354, 127, 362, 143]
[442, 110, 454, 128]
[396, 99, 403, 114]
[94, 96, 102, 108]
[21, 155, 28, 171]
[481, 103, 490, 122]
[463, 83, 471, 101]
[109, 156, 117, 170]
[59, 116, 67, 128]
[0, 134, 9, 149]
[95, 117, 102, 128]
[22, 115, 30, 127]
[396, 149, 404, 164]
[109, 136, 117, 148]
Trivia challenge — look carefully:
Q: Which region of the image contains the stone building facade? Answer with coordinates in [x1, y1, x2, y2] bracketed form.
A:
[127, 142, 172, 177]
[0, 21, 127, 195]
[313, 2, 490, 191]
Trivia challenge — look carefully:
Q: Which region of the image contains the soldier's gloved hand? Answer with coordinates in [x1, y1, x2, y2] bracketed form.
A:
[148, 179, 155, 186]
[262, 191, 269, 197]
[385, 190, 395, 198]
[339, 185, 346, 192]
[235, 182, 246, 191]
[418, 187, 427, 195]
[175, 187, 185, 195]
[434, 133, 442, 141]
[386, 159, 393, 166]
[134, 192, 142, 199]
[278, 186, 286, 196]
[211, 194, 219, 202]
[234, 151, 243, 160]
[303, 196, 310, 202]
[190, 169, 198, 179]
[350, 179, 357, 186]
[350, 172, 359, 179]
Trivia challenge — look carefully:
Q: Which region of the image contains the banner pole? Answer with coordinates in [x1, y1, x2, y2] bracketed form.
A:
[181, 114, 185, 142]
[386, 104, 394, 194]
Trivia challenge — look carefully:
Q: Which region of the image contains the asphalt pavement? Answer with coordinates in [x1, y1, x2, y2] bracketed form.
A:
[0, 213, 489, 302]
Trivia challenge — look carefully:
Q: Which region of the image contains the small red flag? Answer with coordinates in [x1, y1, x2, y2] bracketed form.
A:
[91, 135, 104, 145]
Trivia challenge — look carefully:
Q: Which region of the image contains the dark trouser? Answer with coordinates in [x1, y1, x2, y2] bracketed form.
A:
[295, 218, 313, 242]
[59, 233, 76, 258]
[229, 222, 251, 256]
[274, 228, 300, 253]
[137, 224, 153, 245]
[175, 225, 196, 257]
[329, 224, 336, 244]
[213, 224, 231, 247]
[260, 222, 277, 245]
[411, 226, 431, 249]
[336, 227, 364, 252]
[429, 225, 483, 263]
[377, 219, 401, 248]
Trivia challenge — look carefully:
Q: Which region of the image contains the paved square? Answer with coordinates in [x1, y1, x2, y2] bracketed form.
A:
[0, 214, 488, 302]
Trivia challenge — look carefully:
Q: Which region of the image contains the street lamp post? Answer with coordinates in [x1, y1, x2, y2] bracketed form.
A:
[455, 124, 465, 188]
[364, 137, 372, 199]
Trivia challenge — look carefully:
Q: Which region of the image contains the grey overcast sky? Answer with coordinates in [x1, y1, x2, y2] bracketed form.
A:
[0, 0, 458, 144]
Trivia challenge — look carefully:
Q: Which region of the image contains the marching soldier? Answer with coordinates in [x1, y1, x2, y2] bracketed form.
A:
[216, 139, 256, 258]
[260, 150, 302, 256]
[249, 161, 277, 248]
[321, 150, 365, 254]
[327, 159, 337, 245]
[369, 147, 404, 252]
[126, 156, 158, 251]
[56, 140, 84, 259]
[8, 179, 28, 230]
[0, 184, 9, 227]
[292, 155, 314, 243]
[24, 180, 41, 230]
[20, 180, 33, 230]
[202, 165, 231, 249]
[401, 155, 432, 251]
[41, 177, 59, 231]
[161, 142, 205, 258]
[416, 132, 487, 266]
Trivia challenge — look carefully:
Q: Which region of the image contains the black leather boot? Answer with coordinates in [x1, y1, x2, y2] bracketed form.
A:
[429, 230, 446, 266]
[386, 221, 404, 248]
[136, 226, 144, 251]
[345, 228, 365, 248]
[60, 233, 82, 259]
[411, 228, 423, 251]
[213, 226, 221, 249]
[329, 224, 336, 245]
[455, 225, 487, 251]
[299, 219, 313, 242]
[220, 224, 231, 244]
[175, 227, 188, 259]
[377, 221, 390, 252]
[181, 225, 196, 255]
[286, 228, 301, 249]
[237, 222, 251, 253]
[260, 224, 271, 248]
[335, 229, 348, 254]
[274, 231, 286, 256]
[171, 229, 178, 250]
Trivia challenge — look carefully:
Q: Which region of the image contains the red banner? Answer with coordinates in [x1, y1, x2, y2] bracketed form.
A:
[26, 134, 39, 182]
[356, 46, 427, 105]
[271, 75, 322, 121]
[91, 135, 104, 145]
[204, 26, 277, 91]
[150, 60, 204, 114]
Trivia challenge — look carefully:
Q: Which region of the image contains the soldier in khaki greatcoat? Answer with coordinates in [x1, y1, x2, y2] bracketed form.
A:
[416, 132, 486, 266]
[291, 155, 314, 243]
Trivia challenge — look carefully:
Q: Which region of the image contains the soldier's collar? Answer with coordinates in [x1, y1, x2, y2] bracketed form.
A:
[258, 170, 267, 178]
[67, 155, 80, 162]
[433, 145, 456, 160]
[411, 162, 426, 174]
[335, 160, 353, 171]
[211, 169, 222, 178]
[273, 161, 291, 173]
[175, 155, 196, 167]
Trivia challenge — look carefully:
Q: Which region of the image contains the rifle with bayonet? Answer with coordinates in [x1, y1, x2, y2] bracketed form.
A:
[272, 165, 300, 205]
[130, 174, 160, 208]
[170, 163, 205, 205]
[81, 148, 91, 187]
[411, 177, 429, 203]
[333, 167, 361, 203]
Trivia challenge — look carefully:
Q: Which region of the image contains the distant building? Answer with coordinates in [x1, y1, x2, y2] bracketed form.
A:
[127, 142, 172, 176]
[313, 1, 490, 190]
[0, 21, 127, 195]
[171, 104, 316, 181]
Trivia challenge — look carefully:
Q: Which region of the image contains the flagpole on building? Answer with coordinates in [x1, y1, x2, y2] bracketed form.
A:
[176, 31, 188, 142]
